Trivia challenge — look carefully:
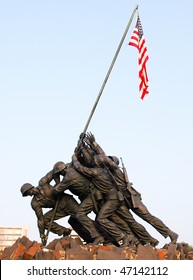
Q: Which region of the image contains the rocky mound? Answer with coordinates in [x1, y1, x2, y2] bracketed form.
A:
[1, 236, 193, 260]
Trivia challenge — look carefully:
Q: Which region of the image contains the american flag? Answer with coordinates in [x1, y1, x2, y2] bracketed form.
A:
[129, 15, 149, 100]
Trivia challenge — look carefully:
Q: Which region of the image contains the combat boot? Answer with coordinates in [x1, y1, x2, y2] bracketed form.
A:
[62, 228, 72, 237]
[169, 231, 179, 243]
[92, 236, 105, 245]
[150, 238, 159, 247]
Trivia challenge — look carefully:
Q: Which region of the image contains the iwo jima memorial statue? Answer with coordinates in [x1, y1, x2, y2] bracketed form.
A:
[20, 6, 178, 253]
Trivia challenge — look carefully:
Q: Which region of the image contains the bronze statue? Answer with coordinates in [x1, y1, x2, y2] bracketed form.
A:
[80, 132, 179, 244]
[20, 131, 178, 247]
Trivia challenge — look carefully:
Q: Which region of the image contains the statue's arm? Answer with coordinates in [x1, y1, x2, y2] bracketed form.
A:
[31, 198, 45, 237]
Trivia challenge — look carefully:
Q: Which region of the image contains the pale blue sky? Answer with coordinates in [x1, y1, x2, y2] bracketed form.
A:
[1, 1, 193, 247]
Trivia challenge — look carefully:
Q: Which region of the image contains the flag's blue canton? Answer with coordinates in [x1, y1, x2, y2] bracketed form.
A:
[136, 17, 143, 40]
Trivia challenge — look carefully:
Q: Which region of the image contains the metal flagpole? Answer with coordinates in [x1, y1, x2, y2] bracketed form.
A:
[82, 4, 138, 134]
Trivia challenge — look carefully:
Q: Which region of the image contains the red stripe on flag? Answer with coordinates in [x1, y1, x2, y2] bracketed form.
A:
[129, 16, 149, 99]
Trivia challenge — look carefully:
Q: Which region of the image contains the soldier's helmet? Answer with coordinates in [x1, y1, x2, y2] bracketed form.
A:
[108, 156, 120, 166]
[20, 183, 34, 197]
[53, 161, 66, 174]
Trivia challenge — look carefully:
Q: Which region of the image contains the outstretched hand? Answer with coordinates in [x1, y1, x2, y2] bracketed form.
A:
[84, 132, 95, 146]
[74, 133, 85, 155]
[79, 132, 86, 140]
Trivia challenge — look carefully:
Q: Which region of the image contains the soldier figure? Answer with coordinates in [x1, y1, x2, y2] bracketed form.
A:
[39, 161, 106, 245]
[20, 182, 77, 246]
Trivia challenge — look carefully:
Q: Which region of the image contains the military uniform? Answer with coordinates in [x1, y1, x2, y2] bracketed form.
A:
[72, 154, 131, 244]
[96, 154, 178, 242]
[54, 162, 105, 243]
[21, 183, 76, 239]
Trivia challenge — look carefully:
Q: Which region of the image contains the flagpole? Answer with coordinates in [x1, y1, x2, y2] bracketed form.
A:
[82, 4, 138, 134]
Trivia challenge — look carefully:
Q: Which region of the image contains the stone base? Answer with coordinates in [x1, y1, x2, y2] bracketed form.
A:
[1, 236, 193, 260]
